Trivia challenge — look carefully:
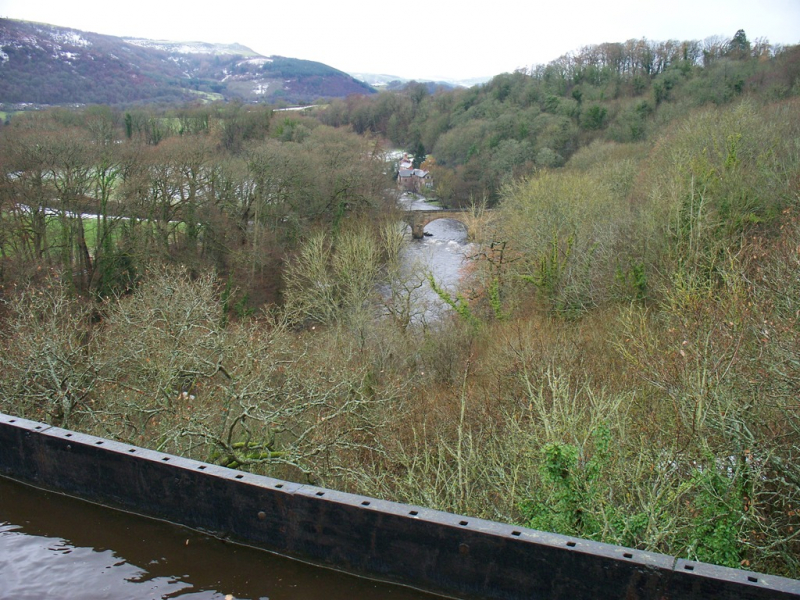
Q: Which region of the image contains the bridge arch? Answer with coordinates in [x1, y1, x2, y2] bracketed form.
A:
[403, 209, 473, 239]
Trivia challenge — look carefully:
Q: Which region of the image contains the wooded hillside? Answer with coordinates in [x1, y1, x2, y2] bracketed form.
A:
[1, 29, 799, 579]
[322, 31, 799, 204]
[0, 19, 375, 105]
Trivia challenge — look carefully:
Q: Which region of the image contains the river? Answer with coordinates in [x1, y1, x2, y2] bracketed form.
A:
[396, 193, 474, 324]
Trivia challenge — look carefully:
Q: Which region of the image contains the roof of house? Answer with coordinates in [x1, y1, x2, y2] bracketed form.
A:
[398, 169, 429, 178]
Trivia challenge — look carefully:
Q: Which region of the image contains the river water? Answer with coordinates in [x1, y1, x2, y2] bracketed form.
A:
[396, 194, 474, 324]
[0, 477, 442, 600]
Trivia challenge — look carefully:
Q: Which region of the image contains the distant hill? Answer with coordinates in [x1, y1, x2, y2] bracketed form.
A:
[0, 19, 375, 106]
[349, 72, 492, 90]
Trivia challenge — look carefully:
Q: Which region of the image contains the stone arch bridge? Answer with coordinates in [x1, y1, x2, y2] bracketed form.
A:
[403, 208, 492, 239]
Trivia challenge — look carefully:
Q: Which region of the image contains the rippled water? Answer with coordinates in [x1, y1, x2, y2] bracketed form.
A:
[0, 477, 441, 600]
[395, 194, 474, 324]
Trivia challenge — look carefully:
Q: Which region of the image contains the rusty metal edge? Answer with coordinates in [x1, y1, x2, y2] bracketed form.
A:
[0, 413, 798, 600]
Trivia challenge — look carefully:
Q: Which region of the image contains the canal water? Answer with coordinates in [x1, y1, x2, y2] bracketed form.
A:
[0, 476, 444, 600]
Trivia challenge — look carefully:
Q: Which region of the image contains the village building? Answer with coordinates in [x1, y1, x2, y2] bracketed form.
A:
[396, 153, 432, 194]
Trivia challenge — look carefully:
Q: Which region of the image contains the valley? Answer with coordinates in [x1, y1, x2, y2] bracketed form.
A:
[0, 20, 799, 584]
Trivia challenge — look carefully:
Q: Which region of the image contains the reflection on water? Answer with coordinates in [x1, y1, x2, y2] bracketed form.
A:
[0, 477, 442, 600]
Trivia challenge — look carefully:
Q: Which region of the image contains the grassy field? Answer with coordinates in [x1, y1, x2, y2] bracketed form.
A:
[188, 90, 225, 103]
[1, 208, 187, 260]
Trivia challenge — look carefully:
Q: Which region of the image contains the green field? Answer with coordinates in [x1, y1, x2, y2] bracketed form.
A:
[1, 209, 187, 260]
[188, 90, 225, 103]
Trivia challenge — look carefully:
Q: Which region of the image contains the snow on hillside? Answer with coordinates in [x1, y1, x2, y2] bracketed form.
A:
[47, 30, 91, 47]
[239, 57, 273, 66]
[123, 38, 257, 56]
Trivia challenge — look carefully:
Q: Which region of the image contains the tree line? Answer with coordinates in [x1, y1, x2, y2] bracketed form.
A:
[0, 103, 390, 303]
[320, 30, 799, 204]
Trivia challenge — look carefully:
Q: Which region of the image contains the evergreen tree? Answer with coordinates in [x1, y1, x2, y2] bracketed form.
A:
[411, 142, 426, 169]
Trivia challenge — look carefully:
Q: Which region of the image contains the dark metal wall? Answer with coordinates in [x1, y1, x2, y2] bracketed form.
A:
[1, 413, 798, 600]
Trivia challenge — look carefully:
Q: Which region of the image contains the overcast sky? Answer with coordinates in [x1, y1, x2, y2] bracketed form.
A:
[2, 0, 799, 81]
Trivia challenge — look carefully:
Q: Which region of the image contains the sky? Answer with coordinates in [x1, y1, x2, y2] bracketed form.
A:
[1, 0, 799, 81]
